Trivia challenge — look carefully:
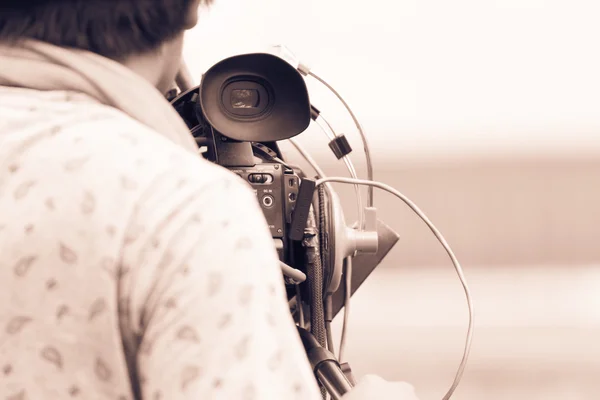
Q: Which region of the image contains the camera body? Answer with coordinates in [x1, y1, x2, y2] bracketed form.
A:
[171, 52, 394, 319]
[229, 162, 300, 255]
[226, 155, 307, 284]
[171, 67, 314, 294]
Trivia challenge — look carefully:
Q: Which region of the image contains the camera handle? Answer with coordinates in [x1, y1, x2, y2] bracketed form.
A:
[298, 327, 354, 399]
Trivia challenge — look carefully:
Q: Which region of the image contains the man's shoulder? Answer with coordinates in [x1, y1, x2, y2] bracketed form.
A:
[0, 87, 252, 205]
[60, 110, 245, 193]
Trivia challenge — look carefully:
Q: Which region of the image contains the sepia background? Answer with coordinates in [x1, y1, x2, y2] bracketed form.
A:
[183, 1, 600, 399]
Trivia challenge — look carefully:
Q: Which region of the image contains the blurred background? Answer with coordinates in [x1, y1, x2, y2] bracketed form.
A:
[183, 1, 600, 399]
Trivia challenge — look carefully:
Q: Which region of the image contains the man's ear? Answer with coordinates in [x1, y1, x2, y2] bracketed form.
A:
[183, 0, 204, 30]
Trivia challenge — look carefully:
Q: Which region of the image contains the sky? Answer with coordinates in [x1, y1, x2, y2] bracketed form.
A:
[182, 0, 600, 161]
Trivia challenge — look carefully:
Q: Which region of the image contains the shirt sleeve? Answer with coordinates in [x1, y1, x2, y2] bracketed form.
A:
[116, 163, 322, 400]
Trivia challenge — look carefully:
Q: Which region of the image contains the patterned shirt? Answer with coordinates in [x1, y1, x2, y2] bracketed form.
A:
[0, 86, 322, 400]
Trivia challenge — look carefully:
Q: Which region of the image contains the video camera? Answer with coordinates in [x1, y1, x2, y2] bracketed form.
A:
[170, 49, 473, 400]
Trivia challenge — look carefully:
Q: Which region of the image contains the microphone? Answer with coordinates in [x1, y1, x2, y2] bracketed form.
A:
[297, 327, 354, 399]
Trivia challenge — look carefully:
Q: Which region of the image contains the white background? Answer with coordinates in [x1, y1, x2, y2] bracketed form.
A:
[184, 0, 600, 161]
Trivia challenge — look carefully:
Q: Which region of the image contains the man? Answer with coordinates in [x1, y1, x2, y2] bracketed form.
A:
[0, 1, 418, 399]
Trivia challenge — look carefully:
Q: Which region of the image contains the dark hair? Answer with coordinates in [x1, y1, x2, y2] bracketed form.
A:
[0, 0, 211, 59]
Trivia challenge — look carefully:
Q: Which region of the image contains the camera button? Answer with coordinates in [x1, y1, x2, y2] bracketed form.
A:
[249, 173, 272, 184]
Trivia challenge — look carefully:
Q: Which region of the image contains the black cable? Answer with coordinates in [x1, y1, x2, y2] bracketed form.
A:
[318, 184, 329, 297]
[305, 207, 327, 399]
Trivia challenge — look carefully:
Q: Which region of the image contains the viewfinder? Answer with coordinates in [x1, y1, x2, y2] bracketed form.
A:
[231, 89, 260, 109]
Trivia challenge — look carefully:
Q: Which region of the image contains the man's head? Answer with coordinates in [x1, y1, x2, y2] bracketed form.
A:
[0, 0, 212, 92]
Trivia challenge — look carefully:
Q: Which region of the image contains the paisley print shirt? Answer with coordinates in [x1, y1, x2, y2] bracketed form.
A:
[0, 86, 321, 400]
